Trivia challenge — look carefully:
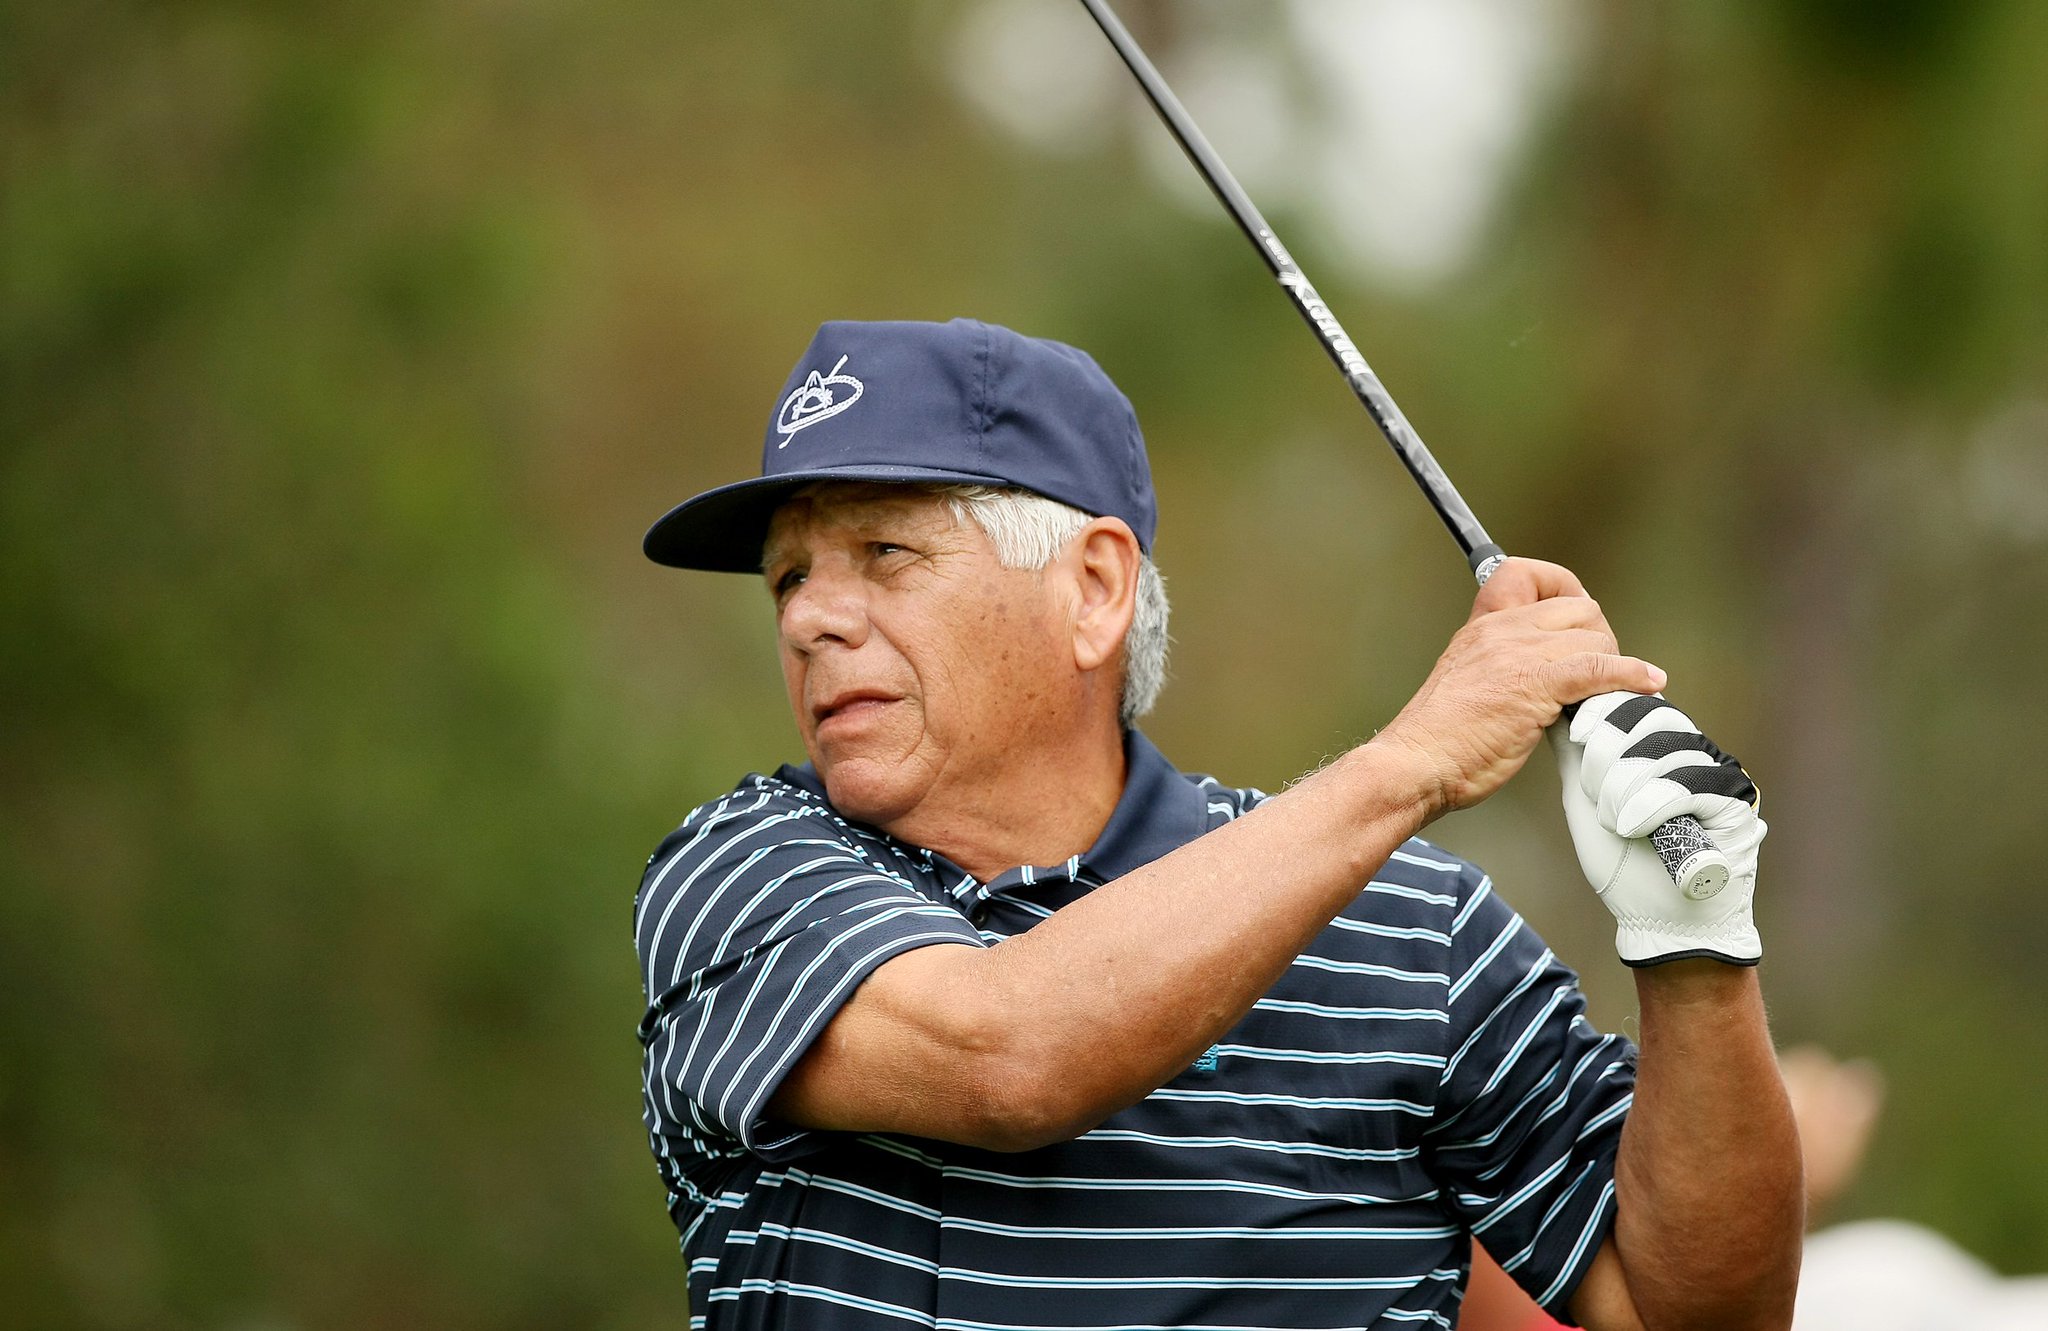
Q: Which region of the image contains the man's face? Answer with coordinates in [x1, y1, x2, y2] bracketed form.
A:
[762, 484, 1075, 831]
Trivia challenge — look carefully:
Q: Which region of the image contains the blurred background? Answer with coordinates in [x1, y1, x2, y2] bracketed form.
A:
[5, 0, 2045, 1325]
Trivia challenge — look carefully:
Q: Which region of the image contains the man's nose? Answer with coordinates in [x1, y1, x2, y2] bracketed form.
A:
[780, 567, 870, 652]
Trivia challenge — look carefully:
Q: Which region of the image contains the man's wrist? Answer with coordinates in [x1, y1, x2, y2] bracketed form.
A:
[1349, 730, 1451, 830]
[1630, 955, 1761, 1008]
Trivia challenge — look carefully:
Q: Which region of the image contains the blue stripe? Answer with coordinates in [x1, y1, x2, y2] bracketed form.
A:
[1536, 1176, 1618, 1309]
[1446, 910, 1520, 1005]
[1328, 916, 1454, 946]
[707, 1279, 935, 1326]
[739, 1223, 941, 1273]
[1251, 997, 1449, 1022]
[936, 1216, 1460, 1241]
[1289, 954, 1447, 984]
[1080, 1127, 1419, 1163]
[1147, 1086, 1433, 1116]
[935, 1268, 1463, 1292]
[1210, 1044, 1445, 1069]
[937, 1163, 1438, 1207]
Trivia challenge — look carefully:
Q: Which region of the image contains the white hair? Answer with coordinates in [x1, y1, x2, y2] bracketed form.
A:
[934, 485, 1169, 728]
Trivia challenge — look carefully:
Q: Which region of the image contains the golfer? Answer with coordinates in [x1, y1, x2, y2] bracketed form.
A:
[634, 318, 1801, 1330]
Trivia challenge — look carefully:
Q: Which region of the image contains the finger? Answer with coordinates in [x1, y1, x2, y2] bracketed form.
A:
[1615, 782, 1757, 842]
[1540, 653, 1667, 709]
[1460, 602, 1614, 662]
[1568, 689, 1654, 742]
[1600, 749, 1723, 829]
[1578, 696, 1701, 779]
[1470, 557, 1591, 618]
[1516, 594, 1611, 634]
[1533, 625, 1627, 667]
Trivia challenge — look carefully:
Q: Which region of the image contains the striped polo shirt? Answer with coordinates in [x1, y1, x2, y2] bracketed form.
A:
[635, 731, 1636, 1330]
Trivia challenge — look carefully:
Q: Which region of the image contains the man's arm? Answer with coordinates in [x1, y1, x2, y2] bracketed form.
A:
[769, 737, 1440, 1150]
[1568, 963, 1804, 1331]
[1550, 689, 1801, 1330]
[770, 559, 1664, 1151]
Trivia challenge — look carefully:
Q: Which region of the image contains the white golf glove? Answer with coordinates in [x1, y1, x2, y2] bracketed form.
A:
[1551, 691, 1766, 967]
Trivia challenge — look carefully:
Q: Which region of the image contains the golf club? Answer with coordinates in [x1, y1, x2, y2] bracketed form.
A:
[1077, 0, 1729, 902]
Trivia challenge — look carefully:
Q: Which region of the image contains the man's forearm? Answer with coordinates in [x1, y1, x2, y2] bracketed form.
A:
[1604, 962, 1803, 1330]
[973, 739, 1438, 1138]
[776, 737, 1440, 1148]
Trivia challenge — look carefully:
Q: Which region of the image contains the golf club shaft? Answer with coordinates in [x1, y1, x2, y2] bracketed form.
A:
[1079, 0, 1726, 899]
[1077, 0, 1502, 580]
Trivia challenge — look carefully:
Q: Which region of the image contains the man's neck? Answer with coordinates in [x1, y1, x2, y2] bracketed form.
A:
[881, 718, 1129, 883]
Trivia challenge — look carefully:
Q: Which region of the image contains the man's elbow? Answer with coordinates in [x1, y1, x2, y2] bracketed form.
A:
[1642, 1288, 1798, 1331]
[947, 1023, 1119, 1153]
[1576, 1222, 1802, 1331]
[1645, 1247, 1801, 1331]
[836, 953, 1138, 1152]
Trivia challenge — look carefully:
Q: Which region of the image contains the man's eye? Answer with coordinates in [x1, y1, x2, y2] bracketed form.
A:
[772, 569, 805, 598]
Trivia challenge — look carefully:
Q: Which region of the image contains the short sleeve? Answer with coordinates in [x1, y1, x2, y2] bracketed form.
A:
[634, 783, 983, 1160]
[1425, 873, 1637, 1323]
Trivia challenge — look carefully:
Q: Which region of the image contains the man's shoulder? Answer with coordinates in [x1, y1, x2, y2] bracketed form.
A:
[1180, 770, 1270, 825]
[637, 767, 950, 920]
[643, 768, 870, 872]
[672, 767, 829, 828]
[1177, 770, 1487, 890]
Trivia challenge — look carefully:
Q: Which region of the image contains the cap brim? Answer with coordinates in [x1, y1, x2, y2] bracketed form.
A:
[643, 463, 1026, 572]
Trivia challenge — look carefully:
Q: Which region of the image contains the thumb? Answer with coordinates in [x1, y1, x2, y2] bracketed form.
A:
[1542, 653, 1667, 707]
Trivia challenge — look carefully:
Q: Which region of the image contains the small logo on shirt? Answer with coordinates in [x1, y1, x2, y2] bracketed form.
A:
[1191, 1046, 1221, 1074]
[775, 354, 864, 444]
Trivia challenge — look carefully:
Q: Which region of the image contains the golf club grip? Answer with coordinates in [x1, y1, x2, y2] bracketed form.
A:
[1556, 702, 1729, 899]
[1652, 815, 1729, 900]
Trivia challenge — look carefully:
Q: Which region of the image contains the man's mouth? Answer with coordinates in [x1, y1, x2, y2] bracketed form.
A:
[813, 690, 900, 730]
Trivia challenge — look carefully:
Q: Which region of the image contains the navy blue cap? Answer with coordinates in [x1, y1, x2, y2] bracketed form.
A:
[643, 318, 1158, 572]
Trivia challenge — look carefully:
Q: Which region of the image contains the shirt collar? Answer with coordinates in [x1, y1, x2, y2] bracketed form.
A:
[773, 728, 1211, 892]
[1079, 728, 1213, 882]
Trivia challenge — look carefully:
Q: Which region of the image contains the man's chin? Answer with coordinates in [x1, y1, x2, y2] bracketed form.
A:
[816, 757, 925, 830]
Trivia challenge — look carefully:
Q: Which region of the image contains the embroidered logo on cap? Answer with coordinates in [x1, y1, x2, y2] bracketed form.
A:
[775, 354, 864, 444]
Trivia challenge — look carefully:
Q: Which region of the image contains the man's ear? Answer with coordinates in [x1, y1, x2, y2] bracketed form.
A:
[1067, 518, 1141, 676]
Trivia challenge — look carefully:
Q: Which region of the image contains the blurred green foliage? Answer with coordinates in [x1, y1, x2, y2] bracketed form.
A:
[4, 1, 2045, 1325]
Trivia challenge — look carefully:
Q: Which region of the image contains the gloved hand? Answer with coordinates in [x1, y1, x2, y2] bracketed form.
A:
[1551, 691, 1766, 966]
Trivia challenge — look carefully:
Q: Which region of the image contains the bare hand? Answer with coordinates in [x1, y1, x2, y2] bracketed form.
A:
[1376, 559, 1665, 818]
